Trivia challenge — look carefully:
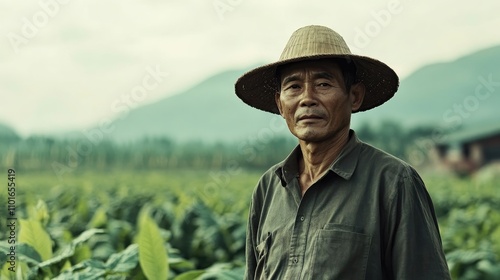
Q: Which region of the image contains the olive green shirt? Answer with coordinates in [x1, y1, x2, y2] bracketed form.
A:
[245, 130, 450, 279]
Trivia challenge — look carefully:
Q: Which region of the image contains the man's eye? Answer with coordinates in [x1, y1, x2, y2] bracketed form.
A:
[285, 84, 301, 90]
[318, 83, 331, 87]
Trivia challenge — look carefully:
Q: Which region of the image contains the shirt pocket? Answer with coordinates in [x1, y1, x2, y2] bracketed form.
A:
[310, 224, 372, 280]
[255, 232, 272, 279]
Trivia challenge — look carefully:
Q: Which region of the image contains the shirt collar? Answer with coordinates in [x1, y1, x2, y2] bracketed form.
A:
[274, 130, 362, 187]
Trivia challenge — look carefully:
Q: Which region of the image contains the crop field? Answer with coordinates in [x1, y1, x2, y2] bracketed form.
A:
[0, 168, 499, 279]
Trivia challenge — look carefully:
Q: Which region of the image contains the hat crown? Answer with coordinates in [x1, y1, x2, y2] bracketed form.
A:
[279, 25, 352, 61]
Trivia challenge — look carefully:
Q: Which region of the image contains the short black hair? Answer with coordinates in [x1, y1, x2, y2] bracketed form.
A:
[275, 58, 357, 93]
[335, 58, 357, 93]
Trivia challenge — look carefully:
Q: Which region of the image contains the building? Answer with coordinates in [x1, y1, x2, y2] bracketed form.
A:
[435, 121, 500, 175]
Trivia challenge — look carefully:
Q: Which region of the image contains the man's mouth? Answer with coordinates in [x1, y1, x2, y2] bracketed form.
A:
[298, 114, 324, 122]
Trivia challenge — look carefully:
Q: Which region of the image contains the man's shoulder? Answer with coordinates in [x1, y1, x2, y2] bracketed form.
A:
[355, 141, 428, 203]
[357, 140, 418, 178]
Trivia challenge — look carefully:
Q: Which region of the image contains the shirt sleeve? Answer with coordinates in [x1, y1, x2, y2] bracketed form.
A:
[244, 197, 257, 280]
[385, 167, 451, 279]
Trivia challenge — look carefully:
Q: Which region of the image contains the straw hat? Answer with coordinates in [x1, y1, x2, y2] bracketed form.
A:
[234, 25, 399, 113]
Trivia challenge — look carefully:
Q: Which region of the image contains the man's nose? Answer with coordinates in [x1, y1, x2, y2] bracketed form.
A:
[299, 83, 318, 107]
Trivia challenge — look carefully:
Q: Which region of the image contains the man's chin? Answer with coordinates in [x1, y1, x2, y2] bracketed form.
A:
[293, 130, 329, 143]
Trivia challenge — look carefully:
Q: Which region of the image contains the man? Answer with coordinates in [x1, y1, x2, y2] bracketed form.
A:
[235, 25, 451, 279]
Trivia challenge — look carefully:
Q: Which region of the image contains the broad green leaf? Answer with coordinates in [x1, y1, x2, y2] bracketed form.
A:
[173, 270, 206, 280]
[60, 260, 72, 273]
[105, 244, 139, 273]
[74, 244, 92, 263]
[201, 263, 245, 280]
[0, 241, 9, 250]
[0, 255, 33, 279]
[37, 244, 73, 268]
[37, 228, 104, 268]
[52, 259, 106, 280]
[2, 242, 42, 266]
[1, 261, 17, 280]
[0, 242, 8, 264]
[73, 228, 106, 246]
[137, 210, 168, 280]
[53, 268, 106, 280]
[169, 257, 196, 271]
[19, 219, 52, 261]
[17, 243, 43, 265]
[88, 207, 108, 228]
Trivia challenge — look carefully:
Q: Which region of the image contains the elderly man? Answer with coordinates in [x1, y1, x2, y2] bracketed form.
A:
[235, 25, 451, 279]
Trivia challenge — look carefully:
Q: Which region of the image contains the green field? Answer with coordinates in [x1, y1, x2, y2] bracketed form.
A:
[1, 168, 500, 279]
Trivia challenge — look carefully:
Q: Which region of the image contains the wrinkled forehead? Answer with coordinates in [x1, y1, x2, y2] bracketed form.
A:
[276, 59, 343, 82]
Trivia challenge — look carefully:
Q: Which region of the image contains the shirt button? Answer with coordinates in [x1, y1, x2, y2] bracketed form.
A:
[300, 216, 305, 222]
[293, 257, 298, 264]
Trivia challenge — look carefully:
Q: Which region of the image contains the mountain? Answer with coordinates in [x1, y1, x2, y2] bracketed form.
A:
[101, 69, 291, 143]
[96, 45, 500, 143]
[0, 123, 20, 141]
[352, 45, 500, 130]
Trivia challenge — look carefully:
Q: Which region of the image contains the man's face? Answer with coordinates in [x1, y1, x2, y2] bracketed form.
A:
[275, 60, 364, 143]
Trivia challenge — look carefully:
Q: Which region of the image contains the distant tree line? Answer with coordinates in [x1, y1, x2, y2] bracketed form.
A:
[0, 133, 298, 175]
[0, 120, 438, 175]
[356, 120, 437, 163]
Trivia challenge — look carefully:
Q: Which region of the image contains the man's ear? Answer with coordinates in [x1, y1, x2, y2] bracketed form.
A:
[275, 92, 284, 116]
[350, 83, 366, 112]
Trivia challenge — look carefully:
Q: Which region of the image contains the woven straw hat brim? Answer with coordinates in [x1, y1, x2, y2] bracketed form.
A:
[235, 54, 399, 114]
[234, 25, 399, 114]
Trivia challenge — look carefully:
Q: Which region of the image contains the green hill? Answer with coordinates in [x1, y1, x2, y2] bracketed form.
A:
[103, 68, 291, 143]
[353, 45, 500, 130]
[0, 123, 20, 142]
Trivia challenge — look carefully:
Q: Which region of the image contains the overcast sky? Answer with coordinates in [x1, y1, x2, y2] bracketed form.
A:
[1, 0, 499, 137]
